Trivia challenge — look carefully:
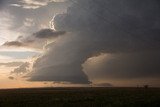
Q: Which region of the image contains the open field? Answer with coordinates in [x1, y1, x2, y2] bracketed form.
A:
[0, 87, 160, 107]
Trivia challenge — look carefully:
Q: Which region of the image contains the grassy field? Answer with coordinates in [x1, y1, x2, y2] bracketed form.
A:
[0, 87, 160, 107]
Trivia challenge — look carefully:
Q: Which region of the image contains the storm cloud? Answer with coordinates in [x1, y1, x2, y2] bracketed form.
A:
[83, 52, 160, 81]
[27, 0, 160, 85]
[0, 0, 6, 9]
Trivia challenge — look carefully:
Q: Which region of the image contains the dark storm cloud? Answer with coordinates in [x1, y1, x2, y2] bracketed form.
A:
[33, 29, 66, 39]
[29, 35, 92, 84]
[84, 52, 160, 80]
[0, 0, 18, 10]
[54, 0, 160, 52]
[28, 64, 91, 84]
[29, 0, 160, 84]
[0, 0, 5, 9]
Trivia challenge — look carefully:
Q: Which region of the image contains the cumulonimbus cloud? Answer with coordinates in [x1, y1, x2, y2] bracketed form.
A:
[25, 0, 160, 85]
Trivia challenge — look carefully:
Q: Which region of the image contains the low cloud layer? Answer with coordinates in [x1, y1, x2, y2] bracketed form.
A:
[28, 64, 91, 84]
[83, 52, 160, 81]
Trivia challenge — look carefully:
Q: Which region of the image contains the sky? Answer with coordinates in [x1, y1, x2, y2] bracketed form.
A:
[0, 0, 160, 88]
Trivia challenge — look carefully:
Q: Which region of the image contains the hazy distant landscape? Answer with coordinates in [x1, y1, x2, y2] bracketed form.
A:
[0, 87, 160, 107]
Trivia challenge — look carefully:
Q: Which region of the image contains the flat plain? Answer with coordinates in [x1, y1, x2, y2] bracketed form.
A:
[0, 87, 160, 107]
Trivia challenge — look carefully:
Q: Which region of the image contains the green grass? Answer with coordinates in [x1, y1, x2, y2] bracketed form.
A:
[0, 87, 160, 107]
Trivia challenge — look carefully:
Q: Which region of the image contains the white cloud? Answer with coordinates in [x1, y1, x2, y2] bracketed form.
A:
[17, 0, 67, 9]
[10, 4, 21, 7]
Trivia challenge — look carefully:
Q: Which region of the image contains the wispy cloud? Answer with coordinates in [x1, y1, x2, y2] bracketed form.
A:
[10, 0, 67, 9]
[11, 62, 30, 75]
[0, 62, 24, 67]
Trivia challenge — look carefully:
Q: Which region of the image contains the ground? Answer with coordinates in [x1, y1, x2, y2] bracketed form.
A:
[0, 87, 160, 107]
